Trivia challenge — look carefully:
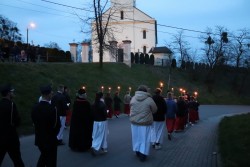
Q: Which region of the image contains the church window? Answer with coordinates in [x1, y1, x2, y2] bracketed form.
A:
[121, 11, 124, 20]
[143, 30, 146, 39]
[143, 46, 147, 54]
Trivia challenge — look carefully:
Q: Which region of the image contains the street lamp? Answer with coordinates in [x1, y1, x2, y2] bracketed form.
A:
[27, 22, 36, 45]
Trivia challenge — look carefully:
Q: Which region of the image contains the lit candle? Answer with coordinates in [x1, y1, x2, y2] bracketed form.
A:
[82, 86, 86, 90]
[101, 86, 104, 92]
[180, 88, 183, 96]
[129, 87, 131, 94]
[194, 91, 198, 97]
[160, 82, 163, 89]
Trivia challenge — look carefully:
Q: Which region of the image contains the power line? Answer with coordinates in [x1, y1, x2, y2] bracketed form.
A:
[0, 3, 80, 19]
[41, 0, 93, 12]
[40, 0, 209, 36]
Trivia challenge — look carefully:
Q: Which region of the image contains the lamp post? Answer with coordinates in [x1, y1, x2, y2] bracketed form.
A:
[27, 22, 36, 45]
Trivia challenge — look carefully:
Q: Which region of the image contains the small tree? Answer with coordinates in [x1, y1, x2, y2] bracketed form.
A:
[171, 58, 177, 68]
[144, 54, 149, 64]
[149, 54, 155, 65]
[135, 53, 139, 64]
[131, 52, 135, 63]
[139, 53, 145, 64]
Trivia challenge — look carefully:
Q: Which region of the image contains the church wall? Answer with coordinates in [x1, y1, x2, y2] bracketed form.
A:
[92, 1, 156, 62]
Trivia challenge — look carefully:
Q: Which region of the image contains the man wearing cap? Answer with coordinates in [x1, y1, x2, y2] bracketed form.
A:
[31, 85, 61, 167]
[0, 84, 25, 167]
[51, 84, 68, 145]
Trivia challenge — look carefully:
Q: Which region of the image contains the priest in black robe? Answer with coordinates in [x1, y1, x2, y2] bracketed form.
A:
[68, 88, 93, 152]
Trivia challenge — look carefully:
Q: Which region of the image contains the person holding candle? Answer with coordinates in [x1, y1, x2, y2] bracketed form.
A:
[165, 92, 177, 140]
[123, 91, 131, 115]
[104, 93, 113, 118]
[68, 88, 93, 152]
[91, 92, 108, 156]
[151, 88, 167, 150]
[113, 91, 122, 118]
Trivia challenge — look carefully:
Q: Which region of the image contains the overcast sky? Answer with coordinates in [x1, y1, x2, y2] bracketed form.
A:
[1, 0, 249, 52]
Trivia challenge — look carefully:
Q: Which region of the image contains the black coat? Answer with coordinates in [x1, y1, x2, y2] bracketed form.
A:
[31, 101, 61, 147]
[0, 98, 21, 147]
[68, 98, 93, 151]
[113, 95, 122, 111]
[51, 92, 68, 116]
[176, 100, 187, 117]
[152, 94, 167, 121]
[92, 101, 107, 122]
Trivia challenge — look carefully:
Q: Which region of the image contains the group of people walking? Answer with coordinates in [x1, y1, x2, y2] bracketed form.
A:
[129, 85, 199, 162]
[0, 83, 199, 166]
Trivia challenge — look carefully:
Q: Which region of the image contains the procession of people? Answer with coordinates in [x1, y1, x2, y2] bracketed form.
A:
[0, 83, 200, 166]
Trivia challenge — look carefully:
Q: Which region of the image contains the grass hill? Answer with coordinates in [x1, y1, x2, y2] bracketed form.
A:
[0, 62, 250, 134]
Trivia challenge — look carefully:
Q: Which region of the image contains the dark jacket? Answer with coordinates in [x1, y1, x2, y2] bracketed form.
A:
[92, 101, 107, 122]
[51, 92, 68, 116]
[187, 101, 199, 111]
[176, 100, 187, 117]
[0, 98, 20, 147]
[113, 95, 122, 111]
[152, 94, 167, 121]
[31, 100, 61, 146]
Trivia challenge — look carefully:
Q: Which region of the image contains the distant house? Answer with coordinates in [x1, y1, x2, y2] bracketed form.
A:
[91, 0, 157, 63]
[149, 46, 173, 66]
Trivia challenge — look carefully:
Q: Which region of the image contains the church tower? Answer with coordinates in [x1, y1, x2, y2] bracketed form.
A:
[111, 0, 136, 7]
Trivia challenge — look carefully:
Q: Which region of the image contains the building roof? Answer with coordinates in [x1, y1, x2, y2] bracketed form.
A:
[149, 47, 172, 54]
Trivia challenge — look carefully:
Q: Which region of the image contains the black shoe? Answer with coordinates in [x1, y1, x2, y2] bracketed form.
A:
[57, 140, 65, 146]
[168, 134, 172, 141]
[139, 153, 147, 162]
[91, 147, 98, 157]
[136, 151, 140, 157]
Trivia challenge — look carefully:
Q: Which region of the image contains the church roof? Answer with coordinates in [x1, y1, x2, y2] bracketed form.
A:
[149, 47, 173, 54]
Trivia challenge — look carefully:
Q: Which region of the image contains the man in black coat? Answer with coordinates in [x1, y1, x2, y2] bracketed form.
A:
[151, 88, 167, 149]
[0, 84, 25, 167]
[51, 84, 68, 145]
[31, 85, 61, 167]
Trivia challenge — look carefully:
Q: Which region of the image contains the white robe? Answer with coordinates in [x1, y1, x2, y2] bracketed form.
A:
[92, 121, 108, 151]
[131, 124, 151, 155]
[150, 121, 165, 144]
[57, 116, 66, 140]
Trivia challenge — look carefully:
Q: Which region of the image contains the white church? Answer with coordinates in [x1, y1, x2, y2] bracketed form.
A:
[69, 0, 172, 66]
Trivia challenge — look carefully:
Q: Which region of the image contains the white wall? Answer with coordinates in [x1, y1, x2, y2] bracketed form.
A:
[92, 2, 156, 62]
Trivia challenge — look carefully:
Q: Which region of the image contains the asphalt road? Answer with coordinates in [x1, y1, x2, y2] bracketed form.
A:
[2, 105, 250, 167]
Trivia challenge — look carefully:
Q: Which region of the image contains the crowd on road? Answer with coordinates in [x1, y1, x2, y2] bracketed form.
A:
[0, 83, 199, 166]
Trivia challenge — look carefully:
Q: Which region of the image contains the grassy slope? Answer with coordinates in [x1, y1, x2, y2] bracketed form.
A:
[0, 62, 250, 134]
[219, 113, 250, 167]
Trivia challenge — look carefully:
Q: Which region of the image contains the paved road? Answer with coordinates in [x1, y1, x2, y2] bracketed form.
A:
[2, 105, 250, 167]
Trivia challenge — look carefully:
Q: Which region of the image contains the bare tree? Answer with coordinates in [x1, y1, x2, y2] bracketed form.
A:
[44, 41, 61, 50]
[91, 0, 126, 68]
[201, 26, 230, 69]
[172, 30, 191, 68]
[229, 28, 250, 68]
